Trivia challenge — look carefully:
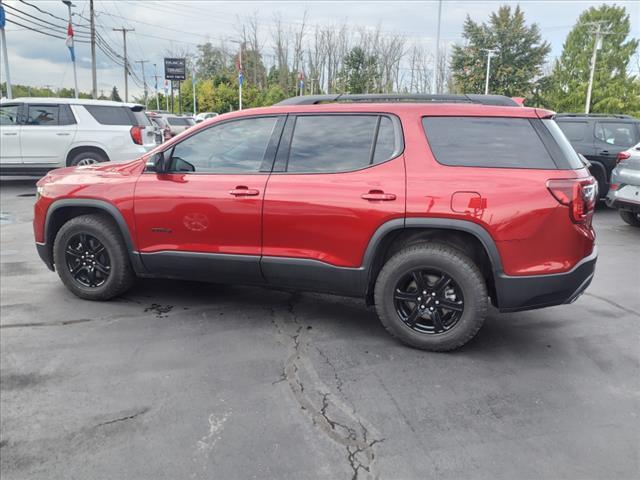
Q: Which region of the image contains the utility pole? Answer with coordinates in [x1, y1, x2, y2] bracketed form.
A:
[0, 0, 12, 99]
[135, 59, 149, 106]
[192, 65, 197, 115]
[584, 22, 611, 114]
[62, 1, 78, 99]
[483, 48, 498, 95]
[153, 63, 160, 110]
[433, 0, 442, 94]
[89, 0, 97, 99]
[113, 27, 134, 102]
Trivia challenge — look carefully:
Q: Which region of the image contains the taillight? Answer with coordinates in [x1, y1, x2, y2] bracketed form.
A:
[547, 177, 597, 223]
[616, 151, 630, 164]
[130, 126, 143, 145]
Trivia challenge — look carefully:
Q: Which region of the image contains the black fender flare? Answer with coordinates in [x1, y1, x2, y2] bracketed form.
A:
[42, 198, 146, 274]
[361, 217, 504, 274]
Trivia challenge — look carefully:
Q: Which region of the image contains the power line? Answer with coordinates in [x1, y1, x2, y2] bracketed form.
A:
[4, 3, 91, 33]
[5, 18, 90, 43]
[18, 0, 70, 24]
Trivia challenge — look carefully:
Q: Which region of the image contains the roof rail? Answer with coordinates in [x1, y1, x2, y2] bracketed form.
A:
[554, 113, 634, 119]
[276, 93, 521, 107]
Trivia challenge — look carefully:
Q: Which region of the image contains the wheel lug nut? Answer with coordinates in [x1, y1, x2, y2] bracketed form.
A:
[431, 292, 436, 296]
[429, 307, 434, 311]
[417, 297, 422, 301]
[422, 290, 427, 294]
[435, 300, 439, 305]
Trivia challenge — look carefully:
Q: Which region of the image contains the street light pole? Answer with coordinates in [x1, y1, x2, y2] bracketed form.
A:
[433, 0, 442, 94]
[0, 1, 13, 99]
[153, 63, 160, 110]
[62, 1, 79, 99]
[483, 49, 497, 95]
[584, 22, 610, 114]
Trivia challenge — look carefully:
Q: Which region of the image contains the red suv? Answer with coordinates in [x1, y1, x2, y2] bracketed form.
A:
[33, 94, 598, 351]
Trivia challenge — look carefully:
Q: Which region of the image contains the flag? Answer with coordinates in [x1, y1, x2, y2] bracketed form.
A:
[66, 22, 75, 62]
[236, 53, 243, 86]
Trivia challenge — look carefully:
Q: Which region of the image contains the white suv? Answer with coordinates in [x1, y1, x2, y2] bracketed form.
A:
[0, 98, 158, 176]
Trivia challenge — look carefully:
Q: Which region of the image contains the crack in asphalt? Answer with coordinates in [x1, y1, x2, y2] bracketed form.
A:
[271, 297, 383, 479]
[94, 407, 150, 428]
[0, 319, 93, 329]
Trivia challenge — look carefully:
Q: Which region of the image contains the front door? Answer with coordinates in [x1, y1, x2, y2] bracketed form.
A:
[133, 115, 284, 283]
[261, 113, 406, 295]
[21, 103, 77, 165]
[0, 103, 21, 165]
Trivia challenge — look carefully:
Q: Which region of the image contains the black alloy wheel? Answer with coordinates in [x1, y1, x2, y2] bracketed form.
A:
[64, 233, 111, 288]
[393, 268, 464, 334]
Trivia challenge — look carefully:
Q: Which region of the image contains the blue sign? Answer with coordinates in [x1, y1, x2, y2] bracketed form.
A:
[0, 5, 6, 29]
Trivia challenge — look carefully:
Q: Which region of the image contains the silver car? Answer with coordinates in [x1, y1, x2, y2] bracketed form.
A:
[606, 142, 640, 227]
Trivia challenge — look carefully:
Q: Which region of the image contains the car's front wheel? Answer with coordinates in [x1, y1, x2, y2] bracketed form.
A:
[619, 210, 640, 227]
[374, 244, 488, 351]
[53, 214, 135, 300]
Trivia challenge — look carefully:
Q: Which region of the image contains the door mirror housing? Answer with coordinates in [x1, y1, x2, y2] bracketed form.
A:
[145, 151, 169, 173]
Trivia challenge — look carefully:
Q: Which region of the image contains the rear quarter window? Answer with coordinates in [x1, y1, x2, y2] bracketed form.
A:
[422, 116, 557, 169]
[167, 117, 191, 126]
[84, 105, 134, 125]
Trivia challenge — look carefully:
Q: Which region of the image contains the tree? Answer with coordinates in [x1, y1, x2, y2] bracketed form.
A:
[338, 47, 378, 94]
[450, 5, 550, 97]
[110, 86, 122, 102]
[540, 4, 640, 115]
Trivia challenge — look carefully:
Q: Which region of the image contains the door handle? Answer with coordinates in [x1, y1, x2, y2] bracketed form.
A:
[229, 186, 260, 196]
[3, 132, 18, 136]
[361, 190, 396, 201]
[56, 133, 71, 136]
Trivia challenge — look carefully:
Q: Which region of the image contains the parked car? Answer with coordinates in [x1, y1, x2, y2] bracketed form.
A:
[33, 93, 597, 351]
[554, 113, 640, 197]
[0, 98, 157, 176]
[146, 112, 172, 143]
[195, 112, 219, 123]
[162, 115, 196, 136]
[605, 142, 640, 227]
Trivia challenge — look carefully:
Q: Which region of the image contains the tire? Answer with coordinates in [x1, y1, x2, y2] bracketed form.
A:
[619, 210, 640, 227]
[374, 243, 488, 352]
[53, 214, 135, 300]
[68, 150, 107, 167]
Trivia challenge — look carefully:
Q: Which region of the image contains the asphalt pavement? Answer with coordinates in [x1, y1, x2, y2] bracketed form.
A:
[1, 178, 639, 480]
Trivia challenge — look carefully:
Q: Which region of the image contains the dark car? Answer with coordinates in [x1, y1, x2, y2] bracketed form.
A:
[554, 113, 640, 197]
[33, 94, 597, 352]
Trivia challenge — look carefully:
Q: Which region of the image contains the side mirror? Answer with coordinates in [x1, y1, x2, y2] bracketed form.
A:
[145, 151, 169, 173]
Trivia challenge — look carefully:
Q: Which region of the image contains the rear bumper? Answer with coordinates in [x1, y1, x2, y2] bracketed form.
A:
[495, 247, 597, 312]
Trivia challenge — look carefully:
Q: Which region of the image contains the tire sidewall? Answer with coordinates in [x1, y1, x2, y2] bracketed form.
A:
[53, 220, 125, 299]
[376, 247, 487, 350]
[69, 151, 105, 167]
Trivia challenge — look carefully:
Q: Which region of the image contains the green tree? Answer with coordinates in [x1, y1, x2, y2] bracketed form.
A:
[540, 4, 640, 115]
[338, 47, 378, 94]
[450, 5, 550, 97]
[110, 86, 122, 102]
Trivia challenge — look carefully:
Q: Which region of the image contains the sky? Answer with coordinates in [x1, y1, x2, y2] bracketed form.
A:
[1, 0, 639, 99]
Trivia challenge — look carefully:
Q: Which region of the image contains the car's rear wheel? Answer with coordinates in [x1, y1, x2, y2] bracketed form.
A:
[69, 150, 107, 167]
[374, 244, 488, 351]
[619, 210, 640, 227]
[53, 214, 135, 300]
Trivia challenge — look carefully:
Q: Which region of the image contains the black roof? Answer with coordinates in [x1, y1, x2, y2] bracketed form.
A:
[276, 93, 521, 107]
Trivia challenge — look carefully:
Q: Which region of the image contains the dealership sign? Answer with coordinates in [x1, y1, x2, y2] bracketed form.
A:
[164, 58, 186, 81]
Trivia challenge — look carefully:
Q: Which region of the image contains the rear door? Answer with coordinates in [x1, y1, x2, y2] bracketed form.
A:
[21, 103, 77, 165]
[261, 113, 406, 294]
[0, 103, 22, 165]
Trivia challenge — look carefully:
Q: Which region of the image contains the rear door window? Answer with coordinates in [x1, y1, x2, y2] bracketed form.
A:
[167, 117, 191, 126]
[84, 105, 133, 125]
[285, 115, 400, 173]
[556, 121, 588, 142]
[422, 116, 556, 169]
[595, 122, 637, 148]
[26, 104, 59, 125]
